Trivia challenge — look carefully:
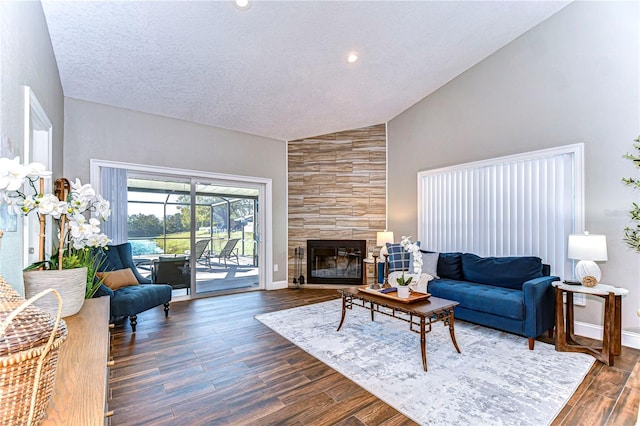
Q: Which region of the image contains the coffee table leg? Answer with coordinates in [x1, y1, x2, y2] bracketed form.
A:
[447, 310, 461, 353]
[370, 301, 375, 322]
[337, 294, 347, 331]
[420, 317, 428, 371]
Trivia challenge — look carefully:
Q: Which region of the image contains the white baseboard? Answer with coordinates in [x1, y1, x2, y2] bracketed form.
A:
[574, 321, 640, 349]
[266, 280, 288, 290]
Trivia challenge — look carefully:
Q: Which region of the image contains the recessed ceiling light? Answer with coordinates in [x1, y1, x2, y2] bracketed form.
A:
[347, 52, 359, 63]
[234, 0, 252, 10]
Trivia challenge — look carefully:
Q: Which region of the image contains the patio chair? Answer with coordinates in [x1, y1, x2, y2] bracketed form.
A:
[153, 257, 191, 294]
[194, 239, 211, 269]
[214, 238, 240, 267]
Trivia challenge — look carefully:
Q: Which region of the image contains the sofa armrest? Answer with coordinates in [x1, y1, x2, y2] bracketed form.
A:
[523, 275, 559, 338]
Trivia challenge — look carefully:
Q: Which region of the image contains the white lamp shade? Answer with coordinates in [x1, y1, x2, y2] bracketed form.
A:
[568, 232, 607, 283]
[377, 231, 394, 257]
[567, 233, 608, 261]
[376, 231, 394, 247]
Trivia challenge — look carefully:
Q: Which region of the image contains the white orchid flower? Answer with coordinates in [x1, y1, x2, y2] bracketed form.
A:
[67, 197, 89, 215]
[93, 195, 111, 221]
[400, 235, 412, 249]
[37, 194, 66, 219]
[0, 157, 30, 191]
[19, 195, 37, 215]
[25, 162, 52, 179]
[85, 233, 110, 248]
[0, 158, 113, 257]
[6, 197, 23, 215]
[70, 178, 95, 201]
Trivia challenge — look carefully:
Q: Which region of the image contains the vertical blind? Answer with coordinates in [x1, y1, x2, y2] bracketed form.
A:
[101, 167, 128, 245]
[418, 146, 583, 278]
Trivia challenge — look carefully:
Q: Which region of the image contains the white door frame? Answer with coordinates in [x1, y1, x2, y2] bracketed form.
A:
[23, 86, 53, 267]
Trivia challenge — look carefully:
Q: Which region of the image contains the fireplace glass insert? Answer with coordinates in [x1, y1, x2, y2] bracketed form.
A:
[306, 240, 365, 285]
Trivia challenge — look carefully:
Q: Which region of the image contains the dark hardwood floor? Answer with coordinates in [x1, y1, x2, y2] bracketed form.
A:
[109, 289, 640, 425]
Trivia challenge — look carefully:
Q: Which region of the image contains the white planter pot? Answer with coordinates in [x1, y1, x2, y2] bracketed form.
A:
[24, 267, 87, 318]
[397, 285, 410, 299]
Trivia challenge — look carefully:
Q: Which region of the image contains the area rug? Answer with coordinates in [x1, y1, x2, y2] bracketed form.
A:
[255, 299, 595, 425]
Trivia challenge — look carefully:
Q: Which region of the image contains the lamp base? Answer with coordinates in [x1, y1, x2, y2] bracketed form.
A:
[575, 260, 601, 284]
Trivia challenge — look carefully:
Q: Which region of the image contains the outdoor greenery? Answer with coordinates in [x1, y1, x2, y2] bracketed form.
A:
[175, 195, 254, 231]
[127, 192, 257, 260]
[153, 230, 256, 257]
[623, 136, 640, 253]
[128, 197, 255, 238]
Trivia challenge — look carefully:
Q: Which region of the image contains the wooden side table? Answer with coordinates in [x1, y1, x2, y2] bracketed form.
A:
[553, 281, 628, 366]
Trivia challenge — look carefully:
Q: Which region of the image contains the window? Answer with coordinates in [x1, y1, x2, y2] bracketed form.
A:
[417, 144, 584, 278]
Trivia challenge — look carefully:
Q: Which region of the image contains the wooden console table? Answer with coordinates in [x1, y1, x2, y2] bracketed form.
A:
[553, 282, 628, 366]
[41, 296, 111, 425]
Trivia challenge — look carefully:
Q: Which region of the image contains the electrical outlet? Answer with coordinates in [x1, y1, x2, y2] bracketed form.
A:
[273, 264, 278, 272]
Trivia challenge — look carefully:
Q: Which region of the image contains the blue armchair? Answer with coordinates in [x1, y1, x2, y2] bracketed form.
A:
[93, 243, 172, 332]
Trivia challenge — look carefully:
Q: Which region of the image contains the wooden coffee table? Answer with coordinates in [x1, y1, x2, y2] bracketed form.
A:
[337, 287, 461, 371]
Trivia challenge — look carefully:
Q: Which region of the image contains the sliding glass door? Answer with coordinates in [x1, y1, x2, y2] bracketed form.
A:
[193, 181, 259, 294]
[97, 165, 266, 298]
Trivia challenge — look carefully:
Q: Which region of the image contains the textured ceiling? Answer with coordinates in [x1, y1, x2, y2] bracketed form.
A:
[41, 1, 570, 141]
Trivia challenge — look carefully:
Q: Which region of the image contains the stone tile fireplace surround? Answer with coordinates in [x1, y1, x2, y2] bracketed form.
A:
[288, 124, 386, 286]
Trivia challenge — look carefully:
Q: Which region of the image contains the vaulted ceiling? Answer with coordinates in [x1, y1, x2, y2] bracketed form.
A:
[41, 1, 570, 141]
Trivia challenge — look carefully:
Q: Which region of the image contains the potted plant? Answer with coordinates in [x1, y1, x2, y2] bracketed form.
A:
[396, 236, 422, 298]
[623, 136, 640, 253]
[0, 157, 111, 316]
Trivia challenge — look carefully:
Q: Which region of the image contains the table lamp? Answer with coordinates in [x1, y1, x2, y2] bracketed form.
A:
[568, 232, 608, 284]
[377, 231, 394, 257]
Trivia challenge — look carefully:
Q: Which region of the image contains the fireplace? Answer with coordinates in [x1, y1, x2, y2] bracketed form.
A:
[307, 240, 365, 285]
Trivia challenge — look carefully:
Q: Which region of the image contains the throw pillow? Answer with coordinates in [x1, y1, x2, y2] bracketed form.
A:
[410, 250, 439, 278]
[97, 268, 140, 291]
[386, 241, 420, 273]
[437, 252, 463, 280]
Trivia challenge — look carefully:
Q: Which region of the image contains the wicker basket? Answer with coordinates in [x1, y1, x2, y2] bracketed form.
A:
[0, 275, 68, 425]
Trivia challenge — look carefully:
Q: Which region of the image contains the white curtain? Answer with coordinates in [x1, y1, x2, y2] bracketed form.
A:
[418, 147, 582, 278]
[101, 167, 128, 245]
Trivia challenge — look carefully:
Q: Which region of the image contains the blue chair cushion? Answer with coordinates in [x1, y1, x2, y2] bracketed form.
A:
[461, 253, 543, 290]
[109, 284, 172, 318]
[428, 278, 524, 320]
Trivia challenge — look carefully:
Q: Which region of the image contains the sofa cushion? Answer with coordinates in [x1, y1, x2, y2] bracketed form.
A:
[386, 242, 420, 272]
[461, 253, 543, 290]
[410, 250, 439, 277]
[437, 252, 463, 280]
[428, 279, 524, 320]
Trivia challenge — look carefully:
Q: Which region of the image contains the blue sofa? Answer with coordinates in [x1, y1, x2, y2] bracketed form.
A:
[93, 243, 172, 332]
[379, 252, 558, 349]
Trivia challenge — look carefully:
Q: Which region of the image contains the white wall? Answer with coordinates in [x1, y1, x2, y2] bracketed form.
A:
[387, 2, 640, 333]
[0, 1, 64, 290]
[63, 98, 288, 283]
